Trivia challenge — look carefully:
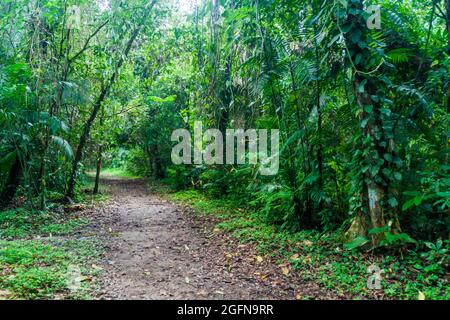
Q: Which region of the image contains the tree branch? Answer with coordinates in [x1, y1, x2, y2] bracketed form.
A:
[68, 19, 109, 63]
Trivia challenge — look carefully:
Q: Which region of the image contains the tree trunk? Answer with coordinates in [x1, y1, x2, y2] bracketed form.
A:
[38, 144, 47, 209]
[354, 75, 387, 228]
[446, 0, 450, 52]
[66, 1, 156, 198]
[150, 145, 164, 180]
[312, 0, 324, 209]
[93, 145, 103, 194]
[344, 0, 387, 243]
[67, 86, 109, 198]
[445, 0, 450, 165]
[0, 158, 21, 209]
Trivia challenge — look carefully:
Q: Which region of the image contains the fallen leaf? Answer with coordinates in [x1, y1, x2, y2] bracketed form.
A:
[302, 240, 313, 247]
[213, 228, 221, 233]
[256, 256, 264, 263]
[303, 256, 312, 264]
[0, 290, 11, 298]
[197, 290, 208, 296]
[418, 291, 426, 300]
[281, 266, 290, 276]
[290, 254, 300, 261]
[295, 293, 302, 300]
[185, 276, 190, 284]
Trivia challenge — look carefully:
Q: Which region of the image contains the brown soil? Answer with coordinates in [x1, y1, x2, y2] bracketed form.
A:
[88, 177, 336, 300]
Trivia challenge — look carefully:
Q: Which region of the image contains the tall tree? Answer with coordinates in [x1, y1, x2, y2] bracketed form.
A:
[66, 0, 158, 198]
[342, 0, 388, 242]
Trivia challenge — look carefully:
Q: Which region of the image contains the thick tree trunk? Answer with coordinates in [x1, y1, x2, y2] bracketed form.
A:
[354, 75, 387, 240]
[150, 145, 164, 180]
[344, 0, 387, 243]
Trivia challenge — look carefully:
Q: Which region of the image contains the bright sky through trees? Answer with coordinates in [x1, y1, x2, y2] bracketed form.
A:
[177, 0, 195, 14]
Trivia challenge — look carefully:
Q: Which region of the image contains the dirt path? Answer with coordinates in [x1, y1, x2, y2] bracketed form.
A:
[90, 178, 332, 300]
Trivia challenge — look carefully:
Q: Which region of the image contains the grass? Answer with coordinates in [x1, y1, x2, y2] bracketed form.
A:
[0, 180, 107, 300]
[162, 186, 449, 300]
[86, 167, 141, 180]
[0, 208, 88, 239]
[75, 181, 111, 205]
[0, 239, 102, 300]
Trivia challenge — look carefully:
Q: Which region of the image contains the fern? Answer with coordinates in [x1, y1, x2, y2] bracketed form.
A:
[51, 136, 74, 160]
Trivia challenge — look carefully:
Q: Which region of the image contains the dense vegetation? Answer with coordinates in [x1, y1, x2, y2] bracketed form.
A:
[0, 0, 448, 299]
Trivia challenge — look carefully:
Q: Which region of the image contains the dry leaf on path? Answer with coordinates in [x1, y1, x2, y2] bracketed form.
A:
[281, 266, 290, 276]
[290, 253, 300, 261]
[302, 240, 313, 246]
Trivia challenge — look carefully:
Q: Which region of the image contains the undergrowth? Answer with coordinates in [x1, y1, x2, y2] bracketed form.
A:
[163, 186, 449, 300]
[0, 180, 106, 300]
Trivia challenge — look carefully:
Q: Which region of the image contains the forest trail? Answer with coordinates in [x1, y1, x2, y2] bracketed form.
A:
[91, 177, 331, 300]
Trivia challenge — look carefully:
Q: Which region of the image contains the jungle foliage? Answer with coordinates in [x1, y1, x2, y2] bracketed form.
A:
[0, 0, 449, 299]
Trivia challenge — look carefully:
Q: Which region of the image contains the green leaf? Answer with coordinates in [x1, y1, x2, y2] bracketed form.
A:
[370, 165, 380, 176]
[51, 136, 74, 159]
[361, 118, 369, 128]
[364, 104, 373, 113]
[344, 236, 369, 250]
[388, 197, 398, 207]
[424, 242, 435, 250]
[402, 196, 422, 211]
[386, 48, 414, 63]
[369, 225, 389, 235]
[0, 151, 17, 172]
[358, 79, 367, 93]
[355, 53, 362, 65]
[49, 116, 69, 134]
[382, 232, 417, 246]
[149, 95, 177, 103]
[383, 153, 393, 162]
[436, 239, 443, 250]
[436, 191, 450, 198]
